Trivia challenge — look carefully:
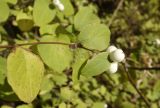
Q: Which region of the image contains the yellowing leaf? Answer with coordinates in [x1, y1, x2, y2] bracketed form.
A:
[7, 48, 44, 103]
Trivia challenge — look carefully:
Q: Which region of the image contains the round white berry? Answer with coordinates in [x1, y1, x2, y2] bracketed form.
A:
[107, 45, 117, 53]
[104, 104, 108, 108]
[53, 0, 60, 5]
[108, 62, 118, 73]
[58, 3, 64, 11]
[109, 49, 125, 62]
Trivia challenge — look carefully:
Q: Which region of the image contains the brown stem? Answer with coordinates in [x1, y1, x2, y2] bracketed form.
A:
[123, 63, 151, 108]
[127, 66, 160, 70]
[108, 0, 124, 27]
[0, 41, 96, 52]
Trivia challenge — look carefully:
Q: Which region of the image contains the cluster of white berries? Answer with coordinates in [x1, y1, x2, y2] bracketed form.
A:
[53, 0, 64, 11]
[107, 45, 125, 73]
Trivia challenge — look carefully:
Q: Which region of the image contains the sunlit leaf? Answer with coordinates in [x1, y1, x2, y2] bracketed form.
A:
[7, 48, 44, 103]
[38, 35, 73, 73]
[60, 0, 74, 16]
[74, 7, 100, 31]
[33, 0, 56, 26]
[0, 0, 9, 23]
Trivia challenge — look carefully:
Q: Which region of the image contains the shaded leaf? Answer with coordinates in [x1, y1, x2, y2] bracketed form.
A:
[0, 56, 7, 85]
[16, 12, 34, 31]
[72, 49, 89, 84]
[80, 52, 110, 77]
[78, 23, 110, 51]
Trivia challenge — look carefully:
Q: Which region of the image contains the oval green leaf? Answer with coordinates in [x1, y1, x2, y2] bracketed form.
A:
[78, 23, 110, 51]
[80, 52, 110, 77]
[38, 35, 73, 73]
[16, 12, 34, 31]
[7, 48, 44, 103]
[33, 0, 56, 26]
[74, 7, 100, 31]
[0, 1, 10, 23]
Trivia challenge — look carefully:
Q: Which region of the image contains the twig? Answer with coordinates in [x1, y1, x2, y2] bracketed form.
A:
[0, 41, 96, 52]
[127, 66, 160, 70]
[123, 63, 151, 108]
[108, 0, 125, 27]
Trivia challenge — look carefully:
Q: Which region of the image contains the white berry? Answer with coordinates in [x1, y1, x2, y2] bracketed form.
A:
[108, 62, 118, 73]
[109, 49, 125, 62]
[58, 3, 64, 11]
[53, 0, 60, 5]
[107, 45, 117, 53]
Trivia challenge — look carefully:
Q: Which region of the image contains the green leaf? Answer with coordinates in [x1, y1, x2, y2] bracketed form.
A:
[60, 0, 74, 16]
[7, 48, 44, 103]
[33, 0, 56, 26]
[39, 24, 59, 36]
[52, 73, 68, 86]
[0, 0, 10, 23]
[38, 35, 73, 73]
[74, 7, 100, 31]
[16, 12, 34, 31]
[80, 52, 110, 77]
[4, 0, 17, 4]
[59, 103, 67, 108]
[72, 49, 89, 84]
[60, 87, 77, 100]
[120, 102, 135, 108]
[40, 74, 55, 95]
[0, 56, 7, 85]
[16, 104, 33, 108]
[78, 23, 110, 51]
[92, 102, 105, 108]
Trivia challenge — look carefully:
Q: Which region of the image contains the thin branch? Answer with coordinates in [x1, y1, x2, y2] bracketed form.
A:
[0, 41, 96, 52]
[127, 66, 160, 70]
[123, 63, 151, 108]
[0, 42, 71, 48]
[108, 0, 125, 27]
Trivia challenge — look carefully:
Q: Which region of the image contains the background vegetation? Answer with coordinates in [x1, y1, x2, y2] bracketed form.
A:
[0, 0, 160, 108]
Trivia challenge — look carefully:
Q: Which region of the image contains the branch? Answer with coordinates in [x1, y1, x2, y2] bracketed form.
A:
[127, 66, 160, 70]
[123, 63, 151, 108]
[0, 42, 96, 52]
[108, 0, 125, 27]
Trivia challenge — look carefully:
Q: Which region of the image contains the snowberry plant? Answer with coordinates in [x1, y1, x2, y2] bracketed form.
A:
[0, 0, 125, 105]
